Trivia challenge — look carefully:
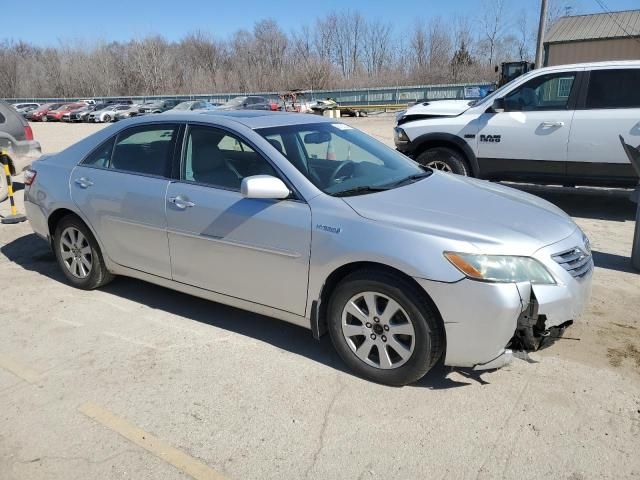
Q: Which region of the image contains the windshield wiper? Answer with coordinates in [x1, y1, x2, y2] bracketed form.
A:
[383, 171, 433, 188]
[330, 186, 389, 197]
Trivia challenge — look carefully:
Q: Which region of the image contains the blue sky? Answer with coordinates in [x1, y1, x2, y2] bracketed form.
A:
[4, 0, 639, 45]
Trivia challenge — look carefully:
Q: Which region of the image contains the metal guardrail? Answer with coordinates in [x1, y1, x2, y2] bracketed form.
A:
[3, 82, 494, 107]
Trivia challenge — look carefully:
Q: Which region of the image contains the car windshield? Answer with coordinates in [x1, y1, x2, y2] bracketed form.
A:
[256, 122, 429, 196]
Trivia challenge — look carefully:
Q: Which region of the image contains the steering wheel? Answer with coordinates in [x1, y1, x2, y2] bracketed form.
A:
[328, 161, 356, 184]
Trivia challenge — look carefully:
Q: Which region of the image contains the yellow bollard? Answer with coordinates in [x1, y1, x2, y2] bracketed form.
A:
[1, 150, 27, 224]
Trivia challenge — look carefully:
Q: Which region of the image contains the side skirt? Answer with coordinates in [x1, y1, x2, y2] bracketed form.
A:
[108, 264, 312, 330]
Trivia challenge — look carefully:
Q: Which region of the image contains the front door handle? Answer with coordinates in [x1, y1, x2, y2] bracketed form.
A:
[168, 195, 196, 209]
[541, 121, 564, 128]
[74, 177, 94, 188]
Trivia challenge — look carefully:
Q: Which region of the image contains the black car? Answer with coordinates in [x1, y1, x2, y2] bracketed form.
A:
[216, 96, 277, 111]
[135, 99, 182, 115]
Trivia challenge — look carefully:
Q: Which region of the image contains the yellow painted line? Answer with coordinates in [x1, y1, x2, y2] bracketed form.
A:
[78, 402, 227, 480]
[0, 356, 40, 383]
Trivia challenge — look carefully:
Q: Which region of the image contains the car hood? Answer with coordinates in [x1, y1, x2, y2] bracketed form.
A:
[403, 100, 472, 117]
[341, 173, 577, 255]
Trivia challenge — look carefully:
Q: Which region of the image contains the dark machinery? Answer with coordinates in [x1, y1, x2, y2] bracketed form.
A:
[619, 136, 640, 271]
[496, 61, 535, 87]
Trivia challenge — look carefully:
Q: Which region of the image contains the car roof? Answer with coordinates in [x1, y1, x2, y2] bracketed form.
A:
[199, 110, 332, 128]
[536, 59, 640, 73]
[116, 110, 334, 130]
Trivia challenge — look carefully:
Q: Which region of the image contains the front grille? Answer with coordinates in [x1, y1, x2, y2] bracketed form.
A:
[552, 247, 593, 278]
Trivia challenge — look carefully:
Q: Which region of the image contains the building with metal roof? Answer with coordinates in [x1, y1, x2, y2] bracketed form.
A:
[544, 9, 640, 66]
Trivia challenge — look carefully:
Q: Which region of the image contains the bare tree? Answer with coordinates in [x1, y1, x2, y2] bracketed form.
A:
[480, 0, 506, 67]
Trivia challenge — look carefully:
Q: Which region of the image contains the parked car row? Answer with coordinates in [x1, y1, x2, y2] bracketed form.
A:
[19, 96, 285, 123]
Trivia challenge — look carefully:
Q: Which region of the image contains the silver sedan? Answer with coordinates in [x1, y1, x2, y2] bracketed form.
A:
[24, 111, 593, 385]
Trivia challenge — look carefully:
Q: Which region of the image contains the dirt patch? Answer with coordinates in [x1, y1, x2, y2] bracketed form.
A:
[607, 343, 640, 369]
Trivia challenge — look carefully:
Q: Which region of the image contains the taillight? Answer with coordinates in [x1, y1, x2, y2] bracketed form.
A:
[23, 168, 37, 186]
[24, 125, 34, 141]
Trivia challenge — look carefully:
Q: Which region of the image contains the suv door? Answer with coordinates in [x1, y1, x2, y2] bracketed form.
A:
[165, 124, 312, 315]
[567, 67, 640, 186]
[476, 70, 581, 182]
[70, 123, 180, 278]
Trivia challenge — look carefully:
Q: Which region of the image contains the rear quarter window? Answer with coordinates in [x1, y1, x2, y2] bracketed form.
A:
[586, 69, 640, 109]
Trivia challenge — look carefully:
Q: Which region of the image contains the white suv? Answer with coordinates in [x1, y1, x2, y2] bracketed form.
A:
[394, 61, 640, 187]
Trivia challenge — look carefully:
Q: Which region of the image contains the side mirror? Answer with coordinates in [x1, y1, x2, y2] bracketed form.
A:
[489, 98, 505, 113]
[241, 175, 290, 200]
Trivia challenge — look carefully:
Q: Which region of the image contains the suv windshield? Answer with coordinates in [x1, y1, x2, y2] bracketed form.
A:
[256, 122, 429, 196]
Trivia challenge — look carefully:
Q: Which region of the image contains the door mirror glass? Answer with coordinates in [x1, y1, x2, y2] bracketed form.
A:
[241, 175, 290, 199]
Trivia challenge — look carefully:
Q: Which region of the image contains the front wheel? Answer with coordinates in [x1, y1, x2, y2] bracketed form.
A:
[416, 147, 469, 175]
[102, 114, 111, 122]
[54, 215, 114, 289]
[327, 270, 443, 386]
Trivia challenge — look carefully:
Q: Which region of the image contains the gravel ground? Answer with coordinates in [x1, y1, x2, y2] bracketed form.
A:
[0, 118, 639, 480]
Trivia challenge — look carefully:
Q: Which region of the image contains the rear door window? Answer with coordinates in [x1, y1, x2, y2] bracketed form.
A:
[83, 124, 178, 176]
[585, 69, 640, 109]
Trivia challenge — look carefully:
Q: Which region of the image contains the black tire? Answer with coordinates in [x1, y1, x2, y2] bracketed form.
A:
[102, 114, 111, 122]
[53, 215, 114, 290]
[327, 269, 444, 386]
[416, 147, 469, 175]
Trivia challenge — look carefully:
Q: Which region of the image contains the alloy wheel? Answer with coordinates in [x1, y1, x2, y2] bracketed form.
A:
[341, 291, 416, 369]
[60, 227, 93, 279]
[426, 160, 454, 172]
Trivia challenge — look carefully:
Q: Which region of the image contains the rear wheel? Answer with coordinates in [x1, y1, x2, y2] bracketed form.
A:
[416, 147, 469, 175]
[327, 270, 443, 386]
[53, 215, 114, 290]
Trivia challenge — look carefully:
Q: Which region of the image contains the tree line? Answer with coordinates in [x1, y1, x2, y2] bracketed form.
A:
[0, 1, 575, 99]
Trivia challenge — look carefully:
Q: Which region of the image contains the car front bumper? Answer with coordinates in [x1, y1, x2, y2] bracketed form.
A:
[416, 229, 593, 369]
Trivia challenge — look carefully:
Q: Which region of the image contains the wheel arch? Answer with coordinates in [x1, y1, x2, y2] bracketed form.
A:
[47, 207, 103, 252]
[411, 132, 479, 176]
[311, 261, 446, 346]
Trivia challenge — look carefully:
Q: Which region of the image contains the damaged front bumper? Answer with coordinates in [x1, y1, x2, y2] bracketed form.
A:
[416, 229, 594, 370]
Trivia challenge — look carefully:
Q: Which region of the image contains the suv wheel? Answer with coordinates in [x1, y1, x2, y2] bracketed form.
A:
[417, 147, 469, 175]
[327, 270, 443, 386]
[53, 215, 114, 290]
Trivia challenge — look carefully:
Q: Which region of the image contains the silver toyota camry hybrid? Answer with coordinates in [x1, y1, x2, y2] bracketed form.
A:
[24, 111, 593, 385]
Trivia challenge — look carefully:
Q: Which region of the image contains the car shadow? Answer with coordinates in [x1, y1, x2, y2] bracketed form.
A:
[592, 249, 638, 274]
[504, 183, 636, 222]
[1, 233, 479, 389]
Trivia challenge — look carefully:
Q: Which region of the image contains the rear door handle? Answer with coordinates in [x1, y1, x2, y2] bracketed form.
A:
[168, 195, 196, 209]
[541, 121, 564, 128]
[74, 177, 93, 188]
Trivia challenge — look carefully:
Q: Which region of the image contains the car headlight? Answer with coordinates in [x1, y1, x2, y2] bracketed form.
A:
[394, 127, 409, 143]
[444, 252, 556, 284]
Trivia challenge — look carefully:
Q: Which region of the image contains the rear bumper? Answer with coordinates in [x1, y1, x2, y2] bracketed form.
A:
[25, 196, 50, 242]
[4, 140, 42, 173]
